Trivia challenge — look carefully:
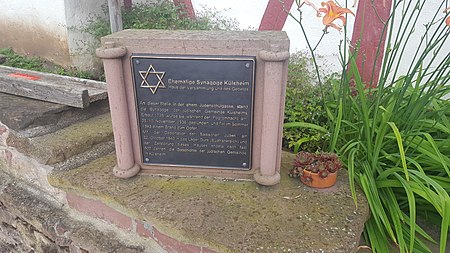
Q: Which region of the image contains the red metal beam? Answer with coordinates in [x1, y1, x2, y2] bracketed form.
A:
[350, 0, 393, 87]
[173, 0, 196, 20]
[259, 0, 295, 30]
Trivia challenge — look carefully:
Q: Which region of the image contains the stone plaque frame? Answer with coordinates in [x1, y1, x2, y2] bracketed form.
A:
[96, 30, 289, 185]
[131, 54, 255, 170]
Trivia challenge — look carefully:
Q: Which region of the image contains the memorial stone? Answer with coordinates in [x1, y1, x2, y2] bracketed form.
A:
[96, 30, 289, 185]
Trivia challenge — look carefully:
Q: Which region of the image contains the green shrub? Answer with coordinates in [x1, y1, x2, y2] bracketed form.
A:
[333, 9, 450, 252]
[0, 47, 98, 80]
[84, 1, 239, 40]
[0, 48, 45, 71]
[283, 52, 330, 153]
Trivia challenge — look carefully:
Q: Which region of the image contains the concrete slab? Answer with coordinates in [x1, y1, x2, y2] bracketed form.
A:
[0, 92, 109, 136]
[0, 92, 67, 131]
[7, 113, 113, 165]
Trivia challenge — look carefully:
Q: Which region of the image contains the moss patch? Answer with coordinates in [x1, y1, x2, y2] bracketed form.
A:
[18, 114, 112, 165]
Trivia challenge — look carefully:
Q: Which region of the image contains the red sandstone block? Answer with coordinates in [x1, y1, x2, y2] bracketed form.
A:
[154, 228, 201, 253]
[66, 193, 131, 231]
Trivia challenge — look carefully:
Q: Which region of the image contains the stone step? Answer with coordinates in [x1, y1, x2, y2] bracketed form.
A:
[48, 151, 370, 253]
[7, 113, 113, 165]
[0, 92, 109, 137]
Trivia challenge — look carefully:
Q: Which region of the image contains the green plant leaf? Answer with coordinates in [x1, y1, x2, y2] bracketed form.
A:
[387, 122, 409, 181]
[393, 173, 416, 252]
[283, 122, 328, 133]
[440, 198, 450, 253]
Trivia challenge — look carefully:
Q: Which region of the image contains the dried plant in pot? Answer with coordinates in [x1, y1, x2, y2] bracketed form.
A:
[289, 151, 342, 188]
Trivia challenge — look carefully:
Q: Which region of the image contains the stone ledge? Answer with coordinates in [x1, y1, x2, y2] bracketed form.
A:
[0, 169, 166, 253]
[49, 152, 370, 253]
[6, 113, 113, 165]
[0, 92, 109, 136]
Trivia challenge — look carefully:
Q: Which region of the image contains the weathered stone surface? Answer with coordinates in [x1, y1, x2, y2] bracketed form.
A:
[0, 92, 109, 135]
[0, 221, 36, 253]
[53, 141, 115, 171]
[0, 141, 67, 203]
[0, 169, 166, 253]
[7, 113, 113, 165]
[0, 92, 67, 131]
[49, 152, 370, 253]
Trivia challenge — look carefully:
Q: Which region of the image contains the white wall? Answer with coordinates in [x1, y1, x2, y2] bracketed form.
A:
[387, 1, 450, 78]
[0, 0, 67, 35]
[0, 0, 70, 63]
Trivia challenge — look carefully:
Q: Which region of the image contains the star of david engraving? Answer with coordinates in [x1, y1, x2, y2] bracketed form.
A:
[139, 65, 166, 94]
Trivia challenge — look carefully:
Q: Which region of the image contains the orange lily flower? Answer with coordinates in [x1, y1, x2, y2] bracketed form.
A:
[445, 7, 450, 26]
[319, 1, 355, 31]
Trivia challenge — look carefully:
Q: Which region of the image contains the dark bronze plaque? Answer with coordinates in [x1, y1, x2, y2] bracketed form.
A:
[131, 54, 255, 170]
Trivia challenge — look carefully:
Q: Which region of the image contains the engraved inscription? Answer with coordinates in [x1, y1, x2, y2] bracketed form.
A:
[132, 55, 255, 169]
[138, 101, 250, 157]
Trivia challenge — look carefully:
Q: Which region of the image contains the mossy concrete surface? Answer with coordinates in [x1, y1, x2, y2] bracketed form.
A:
[49, 152, 370, 253]
[7, 113, 113, 165]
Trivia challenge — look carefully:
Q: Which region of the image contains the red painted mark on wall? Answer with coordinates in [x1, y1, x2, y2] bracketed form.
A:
[259, 0, 295, 30]
[350, 0, 393, 88]
[173, 0, 196, 20]
[8, 73, 41, 81]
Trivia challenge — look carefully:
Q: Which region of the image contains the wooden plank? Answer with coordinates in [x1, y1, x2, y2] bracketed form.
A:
[107, 0, 123, 33]
[0, 66, 107, 108]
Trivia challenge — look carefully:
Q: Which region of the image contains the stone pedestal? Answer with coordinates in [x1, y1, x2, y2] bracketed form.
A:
[96, 30, 289, 185]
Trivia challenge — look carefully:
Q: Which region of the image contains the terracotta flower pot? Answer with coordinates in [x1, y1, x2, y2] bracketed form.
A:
[300, 169, 338, 188]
